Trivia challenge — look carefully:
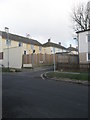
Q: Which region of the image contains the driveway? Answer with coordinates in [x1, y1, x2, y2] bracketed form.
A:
[2, 68, 88, 118]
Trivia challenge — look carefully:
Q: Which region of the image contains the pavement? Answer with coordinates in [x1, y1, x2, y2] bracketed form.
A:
[22, 66, 53, 72]
[2, 67, 88, 118]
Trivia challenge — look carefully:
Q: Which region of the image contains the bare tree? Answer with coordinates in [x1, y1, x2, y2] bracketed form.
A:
[71, 1, 90, 31]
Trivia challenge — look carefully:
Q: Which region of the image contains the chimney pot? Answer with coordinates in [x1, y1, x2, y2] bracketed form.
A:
[48, 39, 50, 42]
[26, 33, 30, 39]
[59, 42, 61, 45]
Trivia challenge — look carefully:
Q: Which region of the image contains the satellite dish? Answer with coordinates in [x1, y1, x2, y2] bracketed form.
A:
[87, 1, 90, 18]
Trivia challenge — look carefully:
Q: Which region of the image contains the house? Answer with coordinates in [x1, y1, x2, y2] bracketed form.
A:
[0, 31, 42, 54]
[76, 29, 90, 63]
[43, 39, 67, 54]
[67, 44, 78, 55]
[0, 31, 42, 68]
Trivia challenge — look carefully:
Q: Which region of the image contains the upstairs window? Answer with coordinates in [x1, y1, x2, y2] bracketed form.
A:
[88, 35, 90, 42]
[18, 42, 22, 47]
[39, 46, 42, 52]
[31, 45, 34, 50]
[24, 50, 26, 55]
[6, 39, 11, 45]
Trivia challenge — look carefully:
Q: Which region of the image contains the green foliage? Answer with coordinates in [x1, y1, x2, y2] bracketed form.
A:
[47, 72, 88, 81]
[2, 68, 21, 72]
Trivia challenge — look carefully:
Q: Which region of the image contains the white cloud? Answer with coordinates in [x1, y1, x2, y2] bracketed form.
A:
[0, 0, 89, 47]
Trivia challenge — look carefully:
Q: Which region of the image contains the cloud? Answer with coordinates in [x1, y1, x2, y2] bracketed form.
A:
[0, 0, 88, 47]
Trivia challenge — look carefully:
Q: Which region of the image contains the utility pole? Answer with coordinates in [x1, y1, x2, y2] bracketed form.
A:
[32, 49, 35, 69]
[5, 27, 9, 70]
[39, 46, 42, 64]
[53, 47, 56, 72]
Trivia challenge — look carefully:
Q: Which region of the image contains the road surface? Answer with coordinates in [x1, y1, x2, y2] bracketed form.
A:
[2, 68, 88, 118]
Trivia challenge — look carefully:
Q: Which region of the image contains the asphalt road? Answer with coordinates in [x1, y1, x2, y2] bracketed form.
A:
[2, 68, 88, 118]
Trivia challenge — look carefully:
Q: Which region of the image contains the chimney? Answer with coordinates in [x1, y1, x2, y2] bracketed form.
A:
[48, 38, 51, 42]
[26, 33, 30, 39]
[59, 42, 61, 45]
[70, 44, 72, 47]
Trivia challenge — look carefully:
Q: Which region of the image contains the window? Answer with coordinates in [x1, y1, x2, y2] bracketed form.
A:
[31, 45, 34, 50]
[0, 52, 3, 59]
[18, 42, 22, 47]
[88, 53, 90, 60]
[6, 40, 8, 45]
[24, 50, 26, 55]
[88, 35, 90, 42]
[6, 39, 11, 45]
[53, 47, 55, 53]
[39, 46, 42, 52]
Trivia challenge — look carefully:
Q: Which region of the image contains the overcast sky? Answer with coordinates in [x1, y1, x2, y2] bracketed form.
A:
[0, 0, 89, 47]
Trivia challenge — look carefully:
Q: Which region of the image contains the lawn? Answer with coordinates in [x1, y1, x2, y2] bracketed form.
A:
[47, 71, 89, 81]
[2, 68, 21, 72]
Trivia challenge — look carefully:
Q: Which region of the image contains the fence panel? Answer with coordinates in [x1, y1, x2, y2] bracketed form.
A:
[57, 62, 90, 72]
[57, 54, 79, 64]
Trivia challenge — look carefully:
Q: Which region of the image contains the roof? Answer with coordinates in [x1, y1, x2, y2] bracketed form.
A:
[43, 41, 66, 49]
[67, 47, 78, 52]
[76, 29, 90, 34]
[0, 31, 42, 46]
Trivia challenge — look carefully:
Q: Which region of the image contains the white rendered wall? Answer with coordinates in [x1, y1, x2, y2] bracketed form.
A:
[3, 47, 23, 68]
[50, 47, 65, 54]
[78, 31, 88, 53]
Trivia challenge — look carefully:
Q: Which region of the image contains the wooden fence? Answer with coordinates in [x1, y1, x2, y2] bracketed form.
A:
[57, 63, 90, 72]
[56, 53, 90, 72]
[22, 53, 58, 66]
[22, 53, 80, 69]
[57, 53, 79, 64]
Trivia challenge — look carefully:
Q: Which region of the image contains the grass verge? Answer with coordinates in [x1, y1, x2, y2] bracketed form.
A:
[47, 71, 88, 81]
[2, 68, 21, 72]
